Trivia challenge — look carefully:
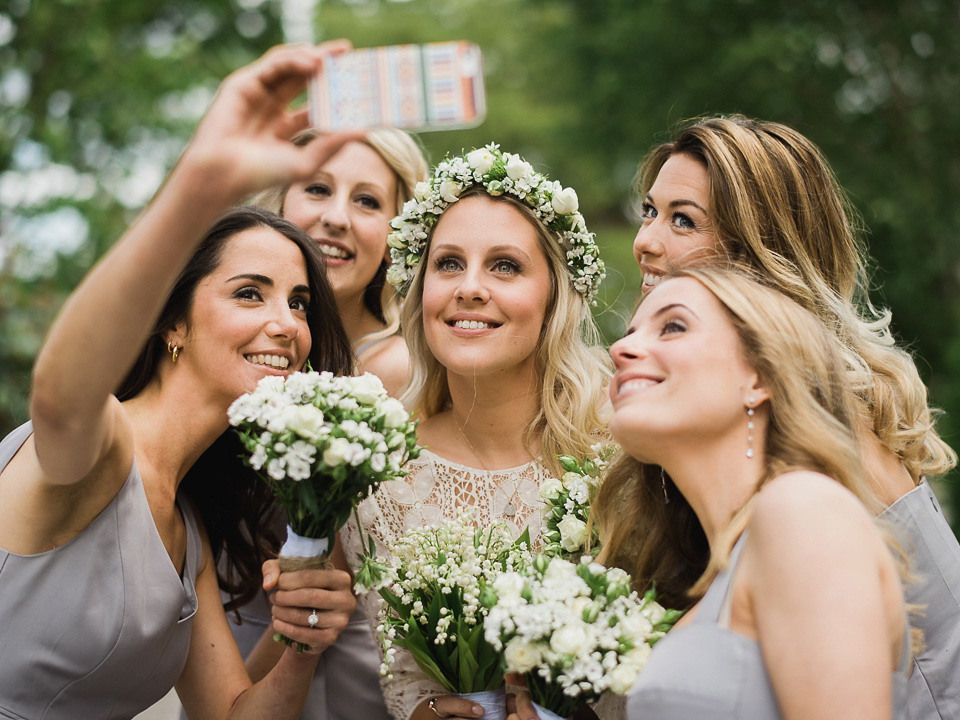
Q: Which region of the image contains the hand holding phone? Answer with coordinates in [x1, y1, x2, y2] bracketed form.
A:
[308, 41, 486, 132]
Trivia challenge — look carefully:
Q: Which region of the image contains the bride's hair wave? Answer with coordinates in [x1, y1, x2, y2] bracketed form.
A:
[400, 187, 611, 478]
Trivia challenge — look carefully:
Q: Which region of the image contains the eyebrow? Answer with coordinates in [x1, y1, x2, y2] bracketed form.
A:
[645, 193, 707, 215]
[430, 243, 532, 260]
[652, 302, 698, 320]
[227, 273, 311, 295]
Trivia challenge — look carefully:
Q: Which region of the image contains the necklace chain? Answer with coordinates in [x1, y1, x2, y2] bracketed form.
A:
[451, 414, 520, 517]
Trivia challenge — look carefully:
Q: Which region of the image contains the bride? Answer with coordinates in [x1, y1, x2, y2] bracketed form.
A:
[341, 144, 611, 720]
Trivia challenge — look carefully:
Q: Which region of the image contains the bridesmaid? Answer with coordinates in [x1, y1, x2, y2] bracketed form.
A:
[626, 115, 958, 718]
[203, 129, 429, 720]
[0, 44, 361, 720]
[605, 266, 910, 719]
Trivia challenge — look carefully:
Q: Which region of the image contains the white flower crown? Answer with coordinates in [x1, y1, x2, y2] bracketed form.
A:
[386, 144, 605, 305]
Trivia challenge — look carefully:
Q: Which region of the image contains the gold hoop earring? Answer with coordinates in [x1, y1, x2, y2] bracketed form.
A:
[166, 341, 181, 364]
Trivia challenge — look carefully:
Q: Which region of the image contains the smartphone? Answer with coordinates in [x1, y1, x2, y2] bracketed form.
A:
[308, 41, 486, 133]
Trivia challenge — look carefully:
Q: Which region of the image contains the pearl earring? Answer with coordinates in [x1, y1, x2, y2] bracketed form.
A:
[746, 396, 755, 459]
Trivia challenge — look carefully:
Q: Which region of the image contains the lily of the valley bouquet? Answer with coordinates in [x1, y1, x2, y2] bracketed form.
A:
[483, 554, 680, 720]
[357, 513, 532, 720]
[540, 444, 617, 559]
[228, 370, 420, 650]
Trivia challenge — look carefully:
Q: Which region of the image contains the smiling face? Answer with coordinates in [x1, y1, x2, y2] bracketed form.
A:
[420, 195, 552, 381]
[608, 277, 761, 463]
[282, 141, 398, 306]
[633, 153, 719, 294]
[176, 226, 312, 405]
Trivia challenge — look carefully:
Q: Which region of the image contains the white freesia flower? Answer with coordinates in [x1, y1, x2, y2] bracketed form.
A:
[557, 514, 588, 552]
[551, 187, 579, 214]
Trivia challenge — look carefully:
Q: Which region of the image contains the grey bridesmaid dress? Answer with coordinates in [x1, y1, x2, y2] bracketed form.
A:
[0, 422, 202, 720]
[881, 481, 960, 719]
[204, 510, 392, 720]
[626, 533, 909, 719]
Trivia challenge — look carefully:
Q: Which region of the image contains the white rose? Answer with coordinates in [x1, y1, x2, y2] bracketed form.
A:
[619, 613, 653, 644]
[505, 155, 533, 181]
[504, 639, 543, 674]
[323, 437, 351, 467]
[414, 181, 431, 201]
[560, 471, 582, 490]
[557, 514, 588, 553]
[380, 397, 409, 429]
[642, 600, 666, 626]
[538, 477, 564, 501]
[351, 373, 386, 404]
[551, 187, 579, 215]
[466, 148, 496, 174]
[439, 179, 462, 203]
[550, 624, 590, 656]
[608, 662, 642, 695]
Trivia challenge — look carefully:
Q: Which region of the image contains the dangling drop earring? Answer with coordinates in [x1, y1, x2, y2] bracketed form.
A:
[166, 341, 181, 364]
[660, 467, 670, 503]
[746, 396, 755, 459]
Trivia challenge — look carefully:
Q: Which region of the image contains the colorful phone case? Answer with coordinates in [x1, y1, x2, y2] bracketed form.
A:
[309, 41, 486, 132]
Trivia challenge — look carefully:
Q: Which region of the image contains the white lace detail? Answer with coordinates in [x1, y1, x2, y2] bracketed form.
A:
[340, 449, 549, 720]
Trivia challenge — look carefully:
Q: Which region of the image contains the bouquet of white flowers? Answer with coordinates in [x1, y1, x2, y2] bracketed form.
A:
[483, 554, 680, 720]
[540, 444, 616, 559]
[228, 370, 420, 650]
[360, 513, 532, 720]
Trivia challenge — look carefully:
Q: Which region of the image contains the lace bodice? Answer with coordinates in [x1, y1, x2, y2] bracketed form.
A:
[340, 449, 550, 720]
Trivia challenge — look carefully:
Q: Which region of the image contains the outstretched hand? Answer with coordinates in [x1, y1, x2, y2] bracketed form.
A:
[181, 40, 364, 201]
[262, 558, 357, 655]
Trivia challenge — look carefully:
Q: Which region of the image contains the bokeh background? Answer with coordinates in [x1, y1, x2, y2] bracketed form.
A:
[2, 0, 958, 539]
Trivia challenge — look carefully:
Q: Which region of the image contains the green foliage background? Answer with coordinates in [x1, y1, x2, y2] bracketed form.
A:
[2, 0, 958, 529]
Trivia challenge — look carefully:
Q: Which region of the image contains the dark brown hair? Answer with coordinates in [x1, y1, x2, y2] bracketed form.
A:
[116, 206, 354, 610]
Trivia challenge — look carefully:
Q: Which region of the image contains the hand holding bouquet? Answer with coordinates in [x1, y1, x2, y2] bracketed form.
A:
[483, 554, 680, 720]
[228, 370, 420, 650]
[362, 513, 533, 720]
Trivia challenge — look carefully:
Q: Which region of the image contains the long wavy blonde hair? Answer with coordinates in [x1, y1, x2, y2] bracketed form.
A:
[400, 188, 611, 478]
[636, 115, 955, 480]
[596, 265, 875, 607]
[251, 128, 428, 347]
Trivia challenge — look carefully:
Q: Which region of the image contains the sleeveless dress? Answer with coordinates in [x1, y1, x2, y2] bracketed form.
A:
[627, 533, 909, 720]
[0, 422, 202, 720]
[881, 481, 960, 719]
[205, 509, 391, 720]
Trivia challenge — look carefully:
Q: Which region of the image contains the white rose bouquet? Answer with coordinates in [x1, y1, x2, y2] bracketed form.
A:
[362, 513, 533, 720]
[483, 555, 681, 720]
[540, 444, 617, 559]
[228, 370, 420, 650]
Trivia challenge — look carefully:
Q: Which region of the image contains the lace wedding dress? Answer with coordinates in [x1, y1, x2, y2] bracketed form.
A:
[340, 449, 624, 720]
[340, 449, 548, 720]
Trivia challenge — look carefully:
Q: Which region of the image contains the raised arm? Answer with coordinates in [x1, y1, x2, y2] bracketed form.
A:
[29, 42, 358, 485]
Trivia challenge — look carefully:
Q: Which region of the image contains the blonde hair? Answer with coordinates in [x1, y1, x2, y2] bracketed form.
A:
[400, 188, 612, 478]
[595, 265, 874, 607]
[637, 115, 955, 480]
[250, 128, 428, 346]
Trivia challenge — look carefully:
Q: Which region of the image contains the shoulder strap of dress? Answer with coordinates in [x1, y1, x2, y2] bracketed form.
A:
[354, 330, 396, 357]
[693, 532, 749, 626]
[0, 420, 34, 469]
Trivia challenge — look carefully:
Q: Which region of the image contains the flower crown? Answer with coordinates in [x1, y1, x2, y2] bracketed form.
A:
[386, 144, 605, 304]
